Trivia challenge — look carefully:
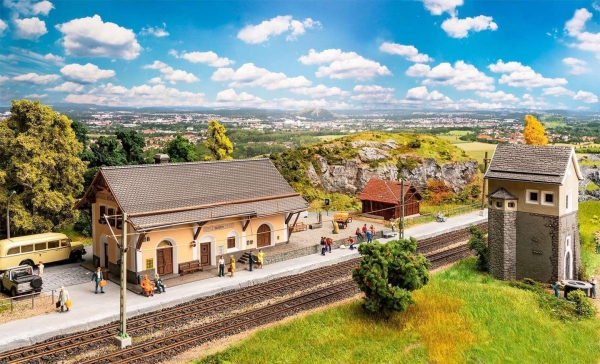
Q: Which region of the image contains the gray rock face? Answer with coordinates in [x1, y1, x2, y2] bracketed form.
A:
[350, 140, 380, 149]
[579, 162, 600, 201]
[381, 139, 399, 150]
[310, 156, 478, 194]
[358, 147, 390, 162]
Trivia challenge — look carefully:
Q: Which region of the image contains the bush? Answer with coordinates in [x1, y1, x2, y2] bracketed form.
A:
[467, 225, 488, 272]
[352, 238, 430, 317]
[408, 139, 421, 148]
[567, 290, 597, 319]
[397, 157, 420, 172]
[73, 212, 92, 237]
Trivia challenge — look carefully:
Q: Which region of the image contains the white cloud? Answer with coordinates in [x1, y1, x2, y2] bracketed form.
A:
[475, 91, 519, 102]
[404, 86, 451, 102]
[290, 85, 349, 98]
[406, 61, 495, 91]
[441, 15, 498, 38]
[237, 15, 321, 44]
[379, 42, 433, 62]
[542, 86, 575, 97]
[43, 53, 64, 64]
[0, 19, 7, 36]
[593, 1, 600, 12]
[215, 88, 265, 107]
[24, 93, 47, 98]
[577, 106, 590, 110]
[46, 81, 85, 93]
[2, 0, 54, 16]
[170, 50, 234, 67]
[574, 90, 599, 103]
[488, 60, 568, 88]
[454, 99, 506, 110]
[351, 85, 397, 104]
[140, 22, 169, 37]
[211, 63, 311, 90]
[14, 17, 47, 40]
[0, 76, 9, 83]
[421, 0, 463, 16]
[66, 82, 207, 107]
[564, 9, 600, 58]
[12, 72, 59, 84]
[562, 57, 589, 75]
[148, 77, 163, 84]
[299, 49, 391, 80]
[143, 60, 199, 84]
[519, 93, 550, 109]
[60, 63, 116, 83]
[55, 15, 142, 60]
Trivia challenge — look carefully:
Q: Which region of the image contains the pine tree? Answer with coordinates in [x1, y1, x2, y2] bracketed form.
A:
[523, 115, 548, 145]
[0, 100, 87, 235]
[205, 120, 233, 160]
[352, 238, 430, 316]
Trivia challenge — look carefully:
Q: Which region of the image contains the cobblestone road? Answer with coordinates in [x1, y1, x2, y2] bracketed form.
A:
[41, 265, 92, 292]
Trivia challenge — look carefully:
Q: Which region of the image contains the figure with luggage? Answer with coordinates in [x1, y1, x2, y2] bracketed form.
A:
[91, 266, 105, 294]
[58, 286, 70, 312]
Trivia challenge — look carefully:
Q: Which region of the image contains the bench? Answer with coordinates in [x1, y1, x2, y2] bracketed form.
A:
[178, 260, 203, 275]
[382, 230, 398, 239]
[292, 222, 307, 232]
[309, 222, 322, 229]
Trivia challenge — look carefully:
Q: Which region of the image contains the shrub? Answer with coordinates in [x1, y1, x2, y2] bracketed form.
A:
[424, 180, 454, 205]
[73, 212, 92, 237]
[467, 225, 488, 272]
[567, 290, 597, 319]
[408, 139, 421, 148]
[578, 261, 590, 281]
[397, 157, 420, 172]
[352, 238, 430, 317]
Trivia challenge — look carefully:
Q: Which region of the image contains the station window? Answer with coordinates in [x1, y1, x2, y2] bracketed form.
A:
[7, 247, 19, 255]
[146, 259, 154, 270]
[107, 208, 116, 226]
[526, 190, 539, 204]
[542, 192, 555, 206]
[227, 237, 236, 249]
[566, 194, 570, 211]
[99, 205, 107, 224]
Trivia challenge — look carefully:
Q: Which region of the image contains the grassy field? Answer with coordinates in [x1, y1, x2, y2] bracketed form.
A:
[578, 201, 600, 276]
[437, 135, 470, 144]
[454, 142, 497, 162]
[58, 226, 93, 246]
[316, 135, 347, 141]
[193, 258, 600, 364]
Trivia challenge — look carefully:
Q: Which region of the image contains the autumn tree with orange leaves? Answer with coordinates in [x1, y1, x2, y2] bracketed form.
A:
[523, 115, 548, 145]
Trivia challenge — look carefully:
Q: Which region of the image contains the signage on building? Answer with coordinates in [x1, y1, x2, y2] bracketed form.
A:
[204, 223, 234, 232]
[96, 192, 116, 202]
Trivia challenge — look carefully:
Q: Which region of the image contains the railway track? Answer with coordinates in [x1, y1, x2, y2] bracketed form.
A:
[416, 222, 487, 254]
[1, 226, 477, 364]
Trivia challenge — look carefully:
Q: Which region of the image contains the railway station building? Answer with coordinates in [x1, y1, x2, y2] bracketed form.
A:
[75, 156, 309, 283]
[485, 144, 582, 283]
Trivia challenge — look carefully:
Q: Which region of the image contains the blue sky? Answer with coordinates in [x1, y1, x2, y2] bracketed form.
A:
[1, 0, 599, 111]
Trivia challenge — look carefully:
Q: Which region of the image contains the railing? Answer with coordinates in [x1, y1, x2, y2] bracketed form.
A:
[403, 203, 481, 228]
[0, 290, 56, 313]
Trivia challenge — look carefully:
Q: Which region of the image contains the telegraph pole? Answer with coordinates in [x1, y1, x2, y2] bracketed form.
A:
[480, 152, 491, 213]
[400, 179, 405, 239]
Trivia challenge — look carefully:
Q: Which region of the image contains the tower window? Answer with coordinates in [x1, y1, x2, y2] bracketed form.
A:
[508, 202, 515, 208]
[496, 201, 502, 208]
[542, 192, 555, 206]
[526, 190, 540, 204]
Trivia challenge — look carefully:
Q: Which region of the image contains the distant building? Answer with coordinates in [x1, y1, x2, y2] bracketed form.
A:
[75, 158, 308, 282]
[357, 179, 421, 220]
[485, 144, 582, 283]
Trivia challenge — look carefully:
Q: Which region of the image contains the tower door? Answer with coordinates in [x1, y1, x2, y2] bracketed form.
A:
[565, 252, 572, 280]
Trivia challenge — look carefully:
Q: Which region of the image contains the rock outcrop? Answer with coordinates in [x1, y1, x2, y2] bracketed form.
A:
[579, 155, 600, 201]
[306, 155, 478, 194]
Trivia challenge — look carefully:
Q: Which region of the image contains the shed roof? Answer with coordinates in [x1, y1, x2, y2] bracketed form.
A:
[484, 144, 581, 184]
[357, 178, 421, 205]
[489, 187, 518, 200]
[76, 158, 308, 230]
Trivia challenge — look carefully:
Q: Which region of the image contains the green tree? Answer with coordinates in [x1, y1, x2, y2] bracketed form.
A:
[352, 238, 430, 316]
[166, 135, 199, 162]
[71, 120, 89, 146]
[87, 136, 128, 168]
[0, 100, 87, 235]
[467, 225, 488, 272]
[116, 130, 147, 164]
[205, 120, 233, 160]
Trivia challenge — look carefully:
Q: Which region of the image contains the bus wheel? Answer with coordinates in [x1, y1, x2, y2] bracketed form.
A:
[19, 260, 35, 268]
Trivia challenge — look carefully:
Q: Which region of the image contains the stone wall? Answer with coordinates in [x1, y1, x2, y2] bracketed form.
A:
[515, 212, 557, 283]
[488, 209, 517, 280]
[558, 211, 580, 280]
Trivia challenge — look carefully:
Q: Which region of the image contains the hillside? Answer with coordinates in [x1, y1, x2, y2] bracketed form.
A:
[295, 108, 335, 120]
[269, 132, 480, 208]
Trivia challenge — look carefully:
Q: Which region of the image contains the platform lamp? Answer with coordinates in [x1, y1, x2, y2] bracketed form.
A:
[6, 191, 16, 239]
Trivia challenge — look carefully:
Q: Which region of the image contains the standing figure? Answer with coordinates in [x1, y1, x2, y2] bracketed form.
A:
[370, 224, 375, 235]
[140, 274, 154, 297]
[553, 281, 560, 298]
[58, 286, 70, 312]
[38, 261, 44, 277]
[347, 236, 356, 250]
[154, 274, 166, 293]
[327, 237, 333, 253]
[91, 266, 105, 294]
[362, 224, 368, 235]
[591, 276, 597, 299]
[257, 250, 264, 269]
[320, 237, 326, 256]
[366, 230, 373, 244]
[229, 255, 236, 277]
[248, 250, 254, 272]
[218, 255, 225, 277]
[390, 218, 396, 232]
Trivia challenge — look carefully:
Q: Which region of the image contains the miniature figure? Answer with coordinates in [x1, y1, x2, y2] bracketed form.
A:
[154, 273, 166, 293]
[140, 274, 154, 297]
[38, 261, 44, 277]
[91, 266, 105, 294]
[257, 250, 264, 269]
[229, 255, 236, 277]
[248, 250, 254, 272]
[218, 255, 225, 277]
[58, 286, 70, 312]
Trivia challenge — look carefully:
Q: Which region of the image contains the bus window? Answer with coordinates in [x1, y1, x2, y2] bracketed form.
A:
[35, 242, 47, 251]
[48, 241, 59, 249]
[21, 245, 33, 253]
[60, 239, 70, 247]
[7, 247, 19, 255]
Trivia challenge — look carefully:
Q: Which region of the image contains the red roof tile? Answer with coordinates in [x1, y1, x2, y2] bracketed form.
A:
[357, 179, 421, 204]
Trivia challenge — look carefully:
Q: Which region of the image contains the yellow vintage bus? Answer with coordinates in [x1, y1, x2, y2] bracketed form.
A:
[0, 233, 86, 271]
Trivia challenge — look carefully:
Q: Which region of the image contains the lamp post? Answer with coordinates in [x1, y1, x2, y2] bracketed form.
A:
[6, 191, 16, 239]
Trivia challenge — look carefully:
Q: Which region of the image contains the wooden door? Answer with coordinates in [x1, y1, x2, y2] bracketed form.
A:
[157, 247, 173, 275]
[200, 243, 210, 266]
[257, 224, 271, 248]
[104, 243, 109, 268]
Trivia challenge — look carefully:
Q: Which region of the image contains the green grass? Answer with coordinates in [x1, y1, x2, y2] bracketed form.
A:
[586, 182, 600, 192]
[455, 142, 497, 163]
[192, 259, 600, 364]
[316, 135, 348, 141]
[447, 130, 472, 136]
[579, 159, 600, 168]
[578, 201, 600, 277]
[58, 226, 93, 246]
[438, 135, 470, 144]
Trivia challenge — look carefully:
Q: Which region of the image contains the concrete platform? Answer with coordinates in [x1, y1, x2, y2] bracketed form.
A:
[0, 209, 487, 353]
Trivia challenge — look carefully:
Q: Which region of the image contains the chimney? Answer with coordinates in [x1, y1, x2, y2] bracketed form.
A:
[153, 154, 170, 164]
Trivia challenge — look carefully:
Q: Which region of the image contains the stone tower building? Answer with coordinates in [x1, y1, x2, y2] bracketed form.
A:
[484, 144, 582, 283]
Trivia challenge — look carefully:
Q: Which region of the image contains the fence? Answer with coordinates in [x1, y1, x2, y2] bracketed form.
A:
[402, 203, 481, 229]
[0, 290, 56, 313]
